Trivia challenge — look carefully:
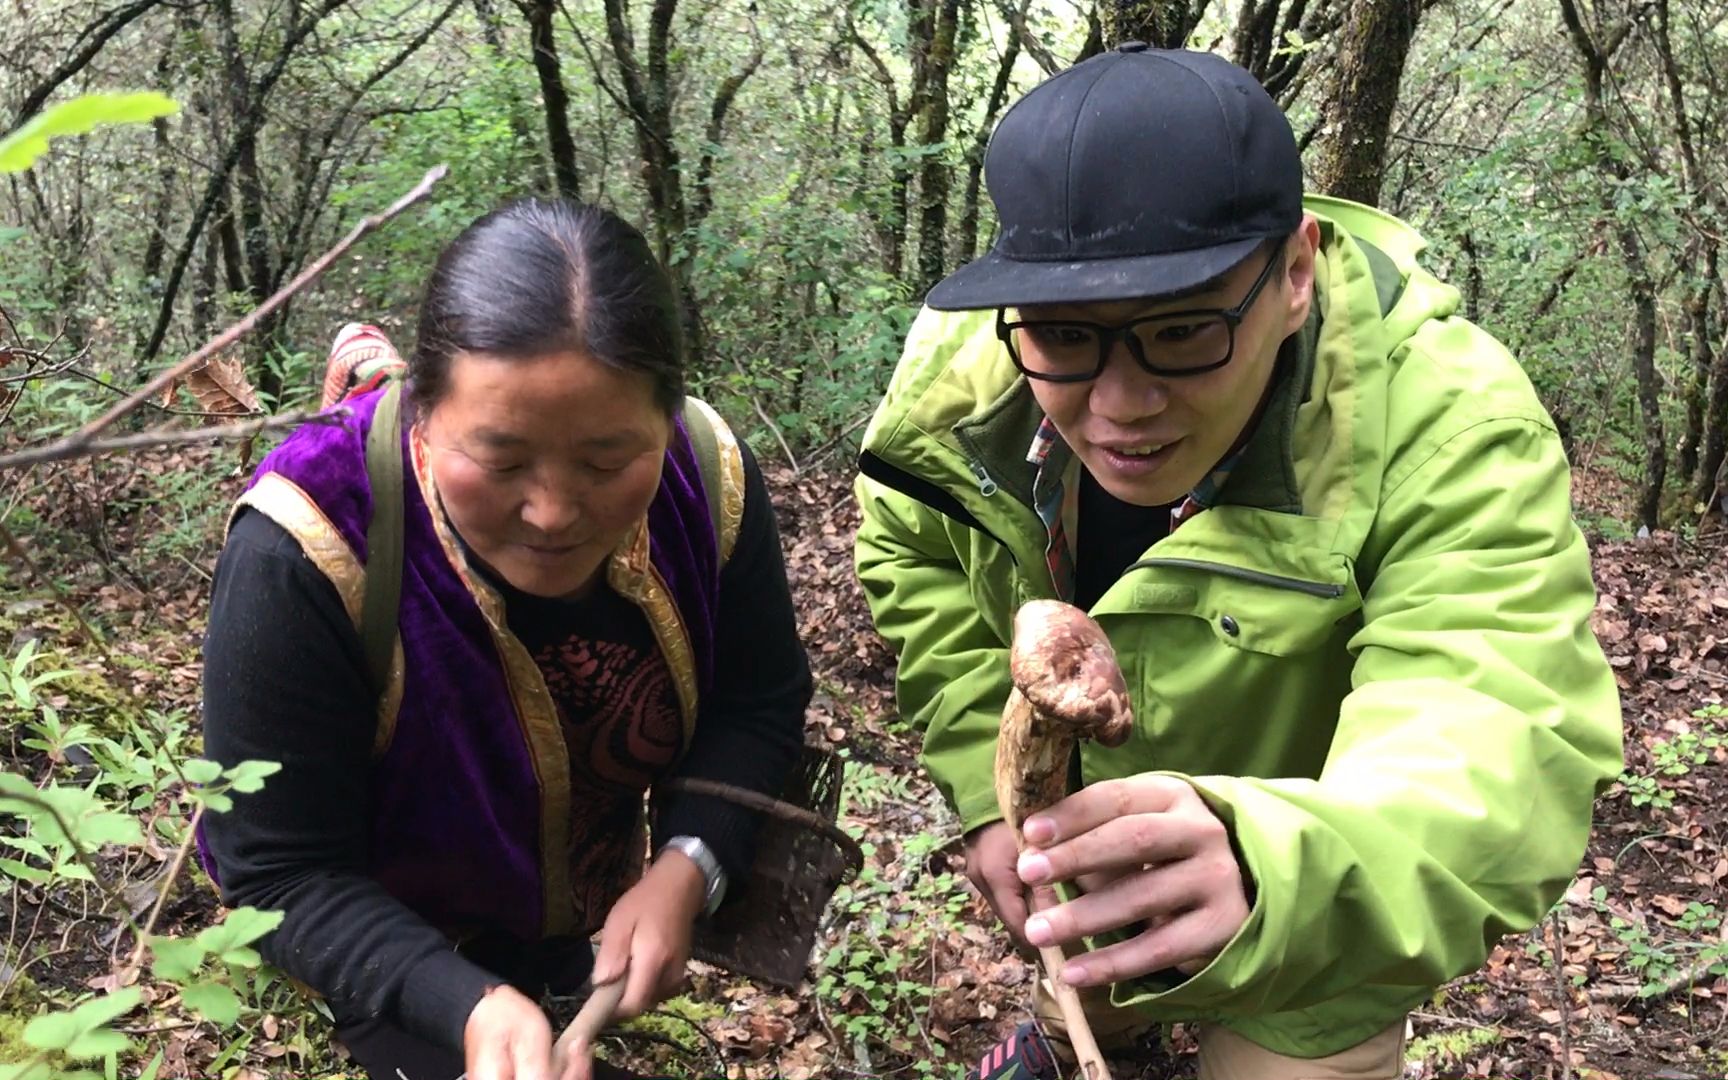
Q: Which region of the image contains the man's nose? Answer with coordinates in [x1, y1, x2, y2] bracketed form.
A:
[1088, 339, 1169, 424]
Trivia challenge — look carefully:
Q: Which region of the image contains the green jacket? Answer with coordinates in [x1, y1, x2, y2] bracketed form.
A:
[853, 196, 1622, 1057]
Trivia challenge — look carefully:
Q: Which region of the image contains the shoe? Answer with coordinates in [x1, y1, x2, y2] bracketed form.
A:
[322, 322, 404, 409]
[968, 1021, 1064, 1080]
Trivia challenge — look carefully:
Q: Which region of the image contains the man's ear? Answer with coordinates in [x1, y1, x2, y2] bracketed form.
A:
[1280, 215, 1322, 336]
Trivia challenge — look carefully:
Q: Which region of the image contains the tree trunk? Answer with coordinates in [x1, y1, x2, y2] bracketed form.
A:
[474, 0, 550, 190]
[1623, 232, 1664, 530]
[914, 0, 963, 294]
[218, 0, 284, 402]
[599, 0, 761, 372]
[139, 0, 350, 367]
[1560, 0, 1666, 531]
[1099, 0, 1202, 48]
[1676, 247, 1714, 486]
[192, 231, 220, 339]
[140, 33, 178, 291]
[1310, 0, 1420, 207]
[523, 0, 582, 199]
[957, 16, 1021, 264]
[1459, 231, 1482, 323]
[216, 188, 248, 301]
[1230, 0, 1346, 103]
[1694, 298, 1728, 512]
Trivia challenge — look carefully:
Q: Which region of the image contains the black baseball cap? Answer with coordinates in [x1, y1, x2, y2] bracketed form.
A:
[925, 43, 1303, 311]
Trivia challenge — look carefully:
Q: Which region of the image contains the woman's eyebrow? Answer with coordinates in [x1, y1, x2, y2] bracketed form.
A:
[471, 428, 642, 450]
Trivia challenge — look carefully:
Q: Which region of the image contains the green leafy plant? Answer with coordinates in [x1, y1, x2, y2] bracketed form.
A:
[148, 908, 286, 1025]
[813, 835, 969, 1072]
[1, 635, 283, 1077]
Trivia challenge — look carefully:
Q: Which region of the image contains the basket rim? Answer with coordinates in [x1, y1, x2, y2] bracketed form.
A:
[654, 777, 864, 877]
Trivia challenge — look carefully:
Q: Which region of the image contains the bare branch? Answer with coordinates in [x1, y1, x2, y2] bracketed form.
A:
[0, 519, 112, 658]
[125, 805, 204, 972]
[693, 25, 764, 226]
[0, 410, 338, 471]
[0, 166, 445, 474]
[993, 0, 1061, 76]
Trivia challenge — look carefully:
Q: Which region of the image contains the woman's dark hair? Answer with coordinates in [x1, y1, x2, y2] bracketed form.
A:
[409, 198, 685, 414]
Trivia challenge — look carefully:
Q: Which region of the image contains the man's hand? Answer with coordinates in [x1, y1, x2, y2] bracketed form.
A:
[589, 849, 706, 1020]
[1016, 775, 1250, 986]
[964, 820, 1035, 951]
[464, 984, 554, 1080]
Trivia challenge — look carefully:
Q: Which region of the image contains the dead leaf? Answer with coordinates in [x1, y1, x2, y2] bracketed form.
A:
[183, 352, 261, 416]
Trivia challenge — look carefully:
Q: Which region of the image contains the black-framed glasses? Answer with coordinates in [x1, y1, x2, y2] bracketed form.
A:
[996, 238, 1288, 383]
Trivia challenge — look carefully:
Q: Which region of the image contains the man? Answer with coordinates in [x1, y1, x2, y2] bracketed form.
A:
[853, 43, 1622, 1079]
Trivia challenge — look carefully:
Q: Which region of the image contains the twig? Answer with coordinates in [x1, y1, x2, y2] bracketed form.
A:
[0, 519, 112, 659]
[0, 409, 334, 470]
[125, 804, 203, 972]
[1409, 1011, 1499, 1030]
[801, 410, 874, 469]
[0, 786, 141, 944]
[0, 347, 87, 384]
[1548, 911, 1573, 1080]
[0, 165, 447, 474]
[743, 385, 801, 473]
[1587, 923, 1728, 1003]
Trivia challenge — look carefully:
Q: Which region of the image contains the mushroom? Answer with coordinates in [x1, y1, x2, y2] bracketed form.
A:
[995, 600, 1134, 1080]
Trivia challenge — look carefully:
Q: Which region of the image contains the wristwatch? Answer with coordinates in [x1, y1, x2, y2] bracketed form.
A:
[659, 835, 727, 917]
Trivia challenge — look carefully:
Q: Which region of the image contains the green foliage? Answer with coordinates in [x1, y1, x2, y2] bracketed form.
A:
[1590, 886, 1728, 998]
[0, 636, 284, 1077]
[813, 830, 968, 1071]
[1615, 705, 1726, 810]
[0, 93, 177, 173]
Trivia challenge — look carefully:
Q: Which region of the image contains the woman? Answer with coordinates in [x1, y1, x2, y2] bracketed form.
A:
[199, 199, 812, 1080]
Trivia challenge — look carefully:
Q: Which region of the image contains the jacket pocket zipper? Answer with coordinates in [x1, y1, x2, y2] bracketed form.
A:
[1128, 557, 1345, 598]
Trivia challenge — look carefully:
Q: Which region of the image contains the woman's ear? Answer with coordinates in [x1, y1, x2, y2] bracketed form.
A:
[1281, 215, 1322, 336]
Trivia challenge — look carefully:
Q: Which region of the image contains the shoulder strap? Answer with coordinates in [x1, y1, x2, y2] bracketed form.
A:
[681, 397, 725, 561]
[360, 381, 404, 700]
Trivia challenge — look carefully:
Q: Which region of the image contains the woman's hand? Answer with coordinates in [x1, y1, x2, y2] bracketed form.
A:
[589, 849, 706, 1020]
[1016, 775, 1251, 986]
[963, 820, 1035, 952]
[464, 983, 555, 1080]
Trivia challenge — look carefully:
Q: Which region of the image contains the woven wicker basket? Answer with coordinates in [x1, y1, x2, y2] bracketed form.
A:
[653, 743, 862, 989]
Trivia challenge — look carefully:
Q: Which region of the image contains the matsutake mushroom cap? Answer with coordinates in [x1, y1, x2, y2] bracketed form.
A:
[1009, 600, 1134, 749]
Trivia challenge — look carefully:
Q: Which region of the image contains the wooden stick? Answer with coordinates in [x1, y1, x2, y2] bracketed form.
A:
[550, 975, 628, 1080]
[1021, 863, 1113, 1080]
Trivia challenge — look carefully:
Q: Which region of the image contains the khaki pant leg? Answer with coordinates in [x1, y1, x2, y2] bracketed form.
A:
[1198, 1020, 1406, 1080]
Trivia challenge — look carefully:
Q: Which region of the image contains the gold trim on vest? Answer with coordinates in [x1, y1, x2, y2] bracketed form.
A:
[410, 426, 577, 937]
[231, 473, 405, 758]
[687, 398, 746, 562]
[605, 521, 700, 737]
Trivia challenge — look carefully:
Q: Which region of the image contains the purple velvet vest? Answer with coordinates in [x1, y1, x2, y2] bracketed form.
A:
[200, 388, 727, 941]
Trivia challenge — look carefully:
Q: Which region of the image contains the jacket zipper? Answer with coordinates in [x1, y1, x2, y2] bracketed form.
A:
[1128, 557, 1345, 598]
[952, 428, 1002, 498]
[857, 450, 1015, 558]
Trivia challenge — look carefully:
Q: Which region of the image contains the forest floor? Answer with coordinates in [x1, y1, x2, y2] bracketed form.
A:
[2, 448, 1725, 1080]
